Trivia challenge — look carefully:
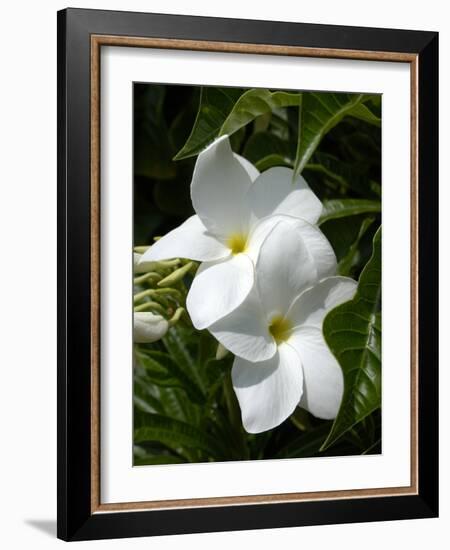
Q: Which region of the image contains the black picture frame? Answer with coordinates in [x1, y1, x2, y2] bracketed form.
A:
[57, 7, 438, 541]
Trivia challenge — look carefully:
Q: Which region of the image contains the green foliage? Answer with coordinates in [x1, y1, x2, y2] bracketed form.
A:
[338, 217, 375, 277]
[135, 414, 226, 460]
[175, 88, 301, 160]
[305, 152, 381, 198]
[294, 93, 375, 177]
[319, 199, 381, 224]
[243, 132, 290, 165]
[135, 348, 205, 404]
[321, 228, 382, 450]
[133, 83, 382, 465]
[174, 87, 245, 160]
[219, 89, 301, 137]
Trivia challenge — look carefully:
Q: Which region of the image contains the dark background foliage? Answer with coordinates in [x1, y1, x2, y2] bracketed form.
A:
[133, 83, 382, 466]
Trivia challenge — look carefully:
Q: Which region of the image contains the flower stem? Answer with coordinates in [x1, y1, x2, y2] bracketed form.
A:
[168, 307, 186, 326]
[134, 301, 165, 314]
[133, 287, 182, 303]
[133, 272, 162, 285]
[158, 262, 193, 288]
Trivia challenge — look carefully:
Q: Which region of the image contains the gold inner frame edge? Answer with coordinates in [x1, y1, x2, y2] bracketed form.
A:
[90, 34, 419, 514]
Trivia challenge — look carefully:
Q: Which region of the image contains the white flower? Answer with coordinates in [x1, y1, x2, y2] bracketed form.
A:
[134, 312, 169, 343]
[208, 221, 357, 433]
[139, 135, 327, 329]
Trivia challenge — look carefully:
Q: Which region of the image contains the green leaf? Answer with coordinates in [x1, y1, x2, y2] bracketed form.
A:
[305, 152, 381, 198]
[242, 131, 293, 171]
[174, 88, 300, 160]
[319, 199, 381, 224]
[134, 413, 226, 458]
[133, 377, 166, 415]
[134, 376, 191, 424]
[219, 89, 301, 138]
[348, 101, 381, 127]
[173, 87, 245, 160]
[362, 438, 382, 455]
[135, 348, 205, 404]
[163, 325, 206, 393]
[294, 92, 372, 177]
[321, 227, 382, 450]
[159, 388, 198, 424]
[243, 131, 290, 164]
[255, 154, 293, 171]
[320, 215, 373, 266]
[338, 217, 375, 276]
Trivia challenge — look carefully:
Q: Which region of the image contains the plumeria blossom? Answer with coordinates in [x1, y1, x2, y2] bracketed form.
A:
[134, 312, 169, 343]
[139, 135, 327, 329]
[208, 221, 357, 433]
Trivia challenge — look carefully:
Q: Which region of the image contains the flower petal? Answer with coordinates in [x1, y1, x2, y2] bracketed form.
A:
[139, 215, 230, 263]
[255, 220, 319, 319]
[246, 215, 336, 281]
[293, 218, 337, 280]
[232, 343, 303, 433]
[246, 166, 322, 225]
[208, 286, 276, 362]
[288, 276, 357, 329]
[288, 327, 343, 419]
[191, 136, 253, 237]
[234, 153, 260, 182]
[244, 215, 283, 264]
[186, 253, 254, 329]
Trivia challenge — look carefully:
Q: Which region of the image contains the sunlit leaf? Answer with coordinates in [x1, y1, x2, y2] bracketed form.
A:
[321, 228, 382, 450]
[219, 89, 301, 137]
[175, 88, 300, 160]
[255, 154, 293, 171]
[173, 87, 245, 160]
[348, 101, 381, 127]
[319, 199, 381, 224]
[294, 92, 374, 177]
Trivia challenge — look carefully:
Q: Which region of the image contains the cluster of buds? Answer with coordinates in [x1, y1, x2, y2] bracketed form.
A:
[133, 245, 197, 344]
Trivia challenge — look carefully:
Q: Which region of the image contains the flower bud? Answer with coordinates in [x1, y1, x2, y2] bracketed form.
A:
[216, 342, 229, 360]
[158, 262, 193, 287]
[134, 312, 169, 343]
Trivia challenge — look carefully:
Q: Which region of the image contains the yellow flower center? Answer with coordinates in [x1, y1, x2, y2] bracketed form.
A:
[268, 315, 292, 344]
[226, 233, 248, 255]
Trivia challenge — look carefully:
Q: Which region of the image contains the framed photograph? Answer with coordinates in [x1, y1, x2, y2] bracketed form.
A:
[57, 8, 438, 541]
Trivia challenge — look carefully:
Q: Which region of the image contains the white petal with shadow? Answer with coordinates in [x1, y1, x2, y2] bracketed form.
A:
[288, 327, 343, 420]
[191, 136, 253, 237]
[246, 166, 322, 225]
[232, 343, 303, 433]
[186, 253, 254, 329]
[208, 287, 276, 362]
[139, 215, 230, 263]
